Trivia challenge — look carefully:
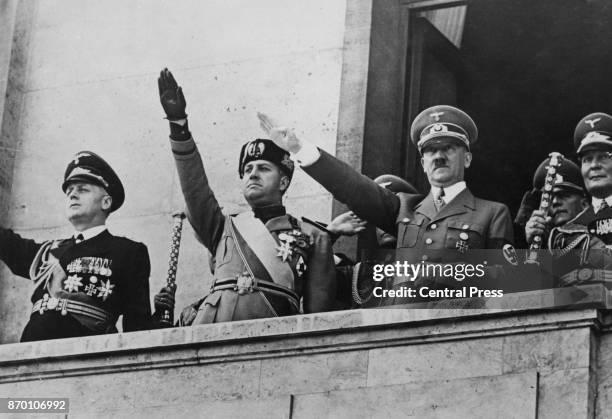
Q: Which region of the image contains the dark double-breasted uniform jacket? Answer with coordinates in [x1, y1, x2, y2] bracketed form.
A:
[303, 150, 514, 260]
[0, 228, 152, 341]
[170, 137, 336, 324]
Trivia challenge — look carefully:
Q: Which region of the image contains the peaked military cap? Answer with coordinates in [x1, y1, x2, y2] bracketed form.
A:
[574, 112, 612, 155]
[533, 154, 584, 194]
[374, 174, 418, 194]
[62, 151, 125, 212]
[238, 139, 295, 180]
[410, 105, 478, 153]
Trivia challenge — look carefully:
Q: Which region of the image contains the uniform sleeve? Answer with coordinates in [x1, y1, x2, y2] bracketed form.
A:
[302, 149, 401, 235]
[122, 242, 153, 332]
[486, 204, 515, 248]
[170, 137, 225, 253]
[0, 227, 42, 279]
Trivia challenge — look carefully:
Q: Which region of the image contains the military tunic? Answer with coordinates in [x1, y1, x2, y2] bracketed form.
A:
[0, 228, 152, 342]
[170, 137, 336, 323]
[302, 150, 514, 258]
[549, 206, 612, 286]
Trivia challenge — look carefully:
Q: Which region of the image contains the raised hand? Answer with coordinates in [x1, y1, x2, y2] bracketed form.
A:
[257, 112, 303, 153]
[158, 68, 187, 120]
[327, 211, 367, 236]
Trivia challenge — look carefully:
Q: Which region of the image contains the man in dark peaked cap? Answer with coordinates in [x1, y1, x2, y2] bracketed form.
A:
[547, 112, 612, 285]
[155, 68, 336, 325]
[0, 151, 155, 342]
[517, 155, 588, 248]
[258, 105, 514, 263]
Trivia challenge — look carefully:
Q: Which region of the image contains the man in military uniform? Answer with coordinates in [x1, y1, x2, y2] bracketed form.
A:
[327, 174, 422, 307]
[518, 156, 587, 248]
[257, 106, 514, 262]
[548, 112, 612, 285]
[0, 152, 154, 342]
[156, 69, 336, 324]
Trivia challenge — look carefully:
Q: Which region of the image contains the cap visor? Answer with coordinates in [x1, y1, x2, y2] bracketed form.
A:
[577, 140, 612, 155]
[420, 137, 468, 152]
[62, 174, 108, 192]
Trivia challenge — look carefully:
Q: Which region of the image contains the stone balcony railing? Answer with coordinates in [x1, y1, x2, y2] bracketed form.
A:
[0, 285, 611, 418]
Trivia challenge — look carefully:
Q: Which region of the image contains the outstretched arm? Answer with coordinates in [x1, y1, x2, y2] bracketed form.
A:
[257, 113, 401, 235]
[158, 68, 225, 251]
[0, 228, 42, 279]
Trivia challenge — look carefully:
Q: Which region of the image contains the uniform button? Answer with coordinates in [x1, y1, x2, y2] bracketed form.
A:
[462, 224, 469, 230]
[422, 255, 429, 261]
[425, 238, 433, 244]
[402, 217, 410, 223]
[430, 223, 437, 230]
[459, 232, 469, 240]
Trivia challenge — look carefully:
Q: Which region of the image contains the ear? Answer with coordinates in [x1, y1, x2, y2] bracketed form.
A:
[279, 175, 290, 194]
[464, 151, 473, 168]
[101, 195, 113, 211]
[420, 157, 426, 172]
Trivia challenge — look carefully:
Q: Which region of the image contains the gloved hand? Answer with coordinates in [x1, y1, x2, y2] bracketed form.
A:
[153, 283, 176, 315]
[525, 209, 551, 245]
[158, 68, 187, 120]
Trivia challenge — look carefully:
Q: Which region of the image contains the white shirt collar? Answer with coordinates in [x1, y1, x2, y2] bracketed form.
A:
[430, 181, 466, 204]
[592, 196, 612, 214]
[74, 225, 107, 241]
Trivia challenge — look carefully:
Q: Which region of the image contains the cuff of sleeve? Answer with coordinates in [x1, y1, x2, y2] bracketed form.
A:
[170, 137, 197, 159]
[291, 141, 321, 167]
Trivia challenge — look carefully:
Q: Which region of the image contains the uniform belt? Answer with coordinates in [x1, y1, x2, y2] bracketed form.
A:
[559, 268, 612, 286]
[32, 294, 111, 324]
[211, 277, 299, 307]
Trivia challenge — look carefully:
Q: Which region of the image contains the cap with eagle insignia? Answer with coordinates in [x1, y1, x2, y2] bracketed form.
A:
[374, 174, 418, 194]
[62, 151, 125, 212]
[238, 139, 295, 180]
[410, 105, 478, 153]
[574, 112, 612, 155]
[532, 155, 584, 194]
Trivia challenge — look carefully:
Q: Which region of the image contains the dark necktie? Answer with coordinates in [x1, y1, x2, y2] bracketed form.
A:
[75, 233, 84, 244]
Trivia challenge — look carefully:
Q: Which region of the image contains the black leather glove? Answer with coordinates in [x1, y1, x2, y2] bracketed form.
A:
[158, 68, 187, 120]
[153, 284, 176, 314]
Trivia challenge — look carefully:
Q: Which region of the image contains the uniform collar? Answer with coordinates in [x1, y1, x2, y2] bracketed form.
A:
[74, 225, 107, 241]
[430, 181, 466, 205]
[252, 205, 286, 224]
[591, 196, 612, 213]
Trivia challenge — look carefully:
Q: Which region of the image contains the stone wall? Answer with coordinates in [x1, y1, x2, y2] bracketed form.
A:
[0, 0, 360, 343]
[0, 306, 607, 418]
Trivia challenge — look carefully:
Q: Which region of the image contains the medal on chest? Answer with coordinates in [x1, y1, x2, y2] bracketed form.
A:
[455, 231, 470, 253]
[276, 230, 311, 277]
[64, 256, 115, 300]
